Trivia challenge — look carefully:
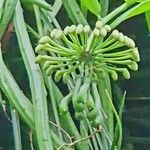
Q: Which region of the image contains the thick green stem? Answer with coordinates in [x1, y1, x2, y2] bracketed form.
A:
[97, 71, 114, 140]
[11, 108, 22, 150]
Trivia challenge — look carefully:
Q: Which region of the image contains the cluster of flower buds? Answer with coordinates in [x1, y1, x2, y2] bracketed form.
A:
[35, 20, 140, 82]
[59, 77, 103, 128]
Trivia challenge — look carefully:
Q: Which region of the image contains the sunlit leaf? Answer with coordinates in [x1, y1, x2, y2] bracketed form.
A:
[80, 0, 101, 16]
[126, 0, 150, 19]
[125, 0, 145, 4]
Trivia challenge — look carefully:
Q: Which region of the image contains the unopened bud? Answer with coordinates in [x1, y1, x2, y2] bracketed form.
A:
[50, 29, 58, 38]
[54, 70, 63, 82]
[69, 25, 76, 33]
[111, 71, 118, 81]
[118, 33, 125, 43]
[99, 28, 107, 37]
[128, 38, 135, 48]
[132, 48, 140, 62]
[93, 28, 100, 36]
[64, 26, 70, 35]
[46, 66, 54, 75]
[43, 61, 51, 70]
[95, 21, 103, 29]
[55, 30, 63, 39]
[35, 55, 43, 63]
[112, 30, 119, 38]
[76, 24, 84, 34]
[84, 25, 90, 33]
[35, 44, 44, 53]
[128, 61, 138, 71]
[104, 25, 111, 32]
[39, 36, 51, 44]
[122, 69, 130, 79]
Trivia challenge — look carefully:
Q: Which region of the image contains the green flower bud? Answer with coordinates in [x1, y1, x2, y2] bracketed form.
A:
[91, 116, 101, 128]
[110, 70, 118, 81]
[84, 25, 90, 33]
[38, 36, 51, 44]
[50, 29, 58, 38]
[128, 61, 138, 71]
[64, 26, 70, 35]
[43, 61, 51, 70]
[62, 72, 69, 83]
[87, 108, 98, 121]
[54, 70, 63, 82]
[46, 66, 54, 75]
[118, 33, 125, 43]
[76, 24, 84, 34]
[35, 55, 43, 63]
[35, 44, 44, 53]
[93, 28, 100, 36]
[112, 30, 119, 38]
[128, 38, 135, 48]
[104, 25, 111, 32]
[69, 25, 77, 33]
[59, 104, 68, 115]
[75, 112, 85, 121]
[122, 68, 130, 79]
[76, 95, 86, 104]
[55, 30, 63, 39]
[132, 48, 140, 62]
[86, 95, 95, 110]
[74, 102, 85, 112]
[124, 36, 135, 48]
[99, 28, 107, 37]
[95, 21, 103, 29]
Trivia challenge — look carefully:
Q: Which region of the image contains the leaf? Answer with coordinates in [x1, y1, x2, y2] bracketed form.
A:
[110, 0, 150, 28]
[127, 0, 150, 19]
[80, 0, 101, 16]
[125, 0, 145, 4]
[145, 10, 150, 32]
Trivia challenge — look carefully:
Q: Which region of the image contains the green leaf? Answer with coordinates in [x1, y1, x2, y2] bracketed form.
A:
[110, 0, 150, 28]
[125, 0, 145, 4]
[80, 0, 101, 16]
[127, 0, 150, 19]
[145, 10, 150, 32]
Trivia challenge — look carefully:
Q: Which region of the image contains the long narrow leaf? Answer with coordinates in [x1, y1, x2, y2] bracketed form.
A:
[13, 1, 54, 149]
[0, 0, 18, 40]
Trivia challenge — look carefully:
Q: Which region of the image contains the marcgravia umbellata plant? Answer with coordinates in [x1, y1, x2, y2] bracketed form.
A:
[0, 0, 149, 149]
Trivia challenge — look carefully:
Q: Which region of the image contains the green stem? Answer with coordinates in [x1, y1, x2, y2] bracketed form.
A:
[97, 71, 114, 140]
[26, 24, 40, 39]
[102, 3, 130, 25]
[105, 90, 122, 150]
[33, 5, 43, 37]
[11, 108, 22, 150]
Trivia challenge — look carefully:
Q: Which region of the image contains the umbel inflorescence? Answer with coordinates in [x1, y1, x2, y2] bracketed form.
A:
[35, 21, 140, 128]
[35, 21, 140, 82]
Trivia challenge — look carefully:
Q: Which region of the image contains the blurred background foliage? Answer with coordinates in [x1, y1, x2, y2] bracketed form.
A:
[0, 0, 150, 149]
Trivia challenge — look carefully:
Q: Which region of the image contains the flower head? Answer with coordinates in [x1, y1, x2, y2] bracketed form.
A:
[35, 21, 140, 82]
